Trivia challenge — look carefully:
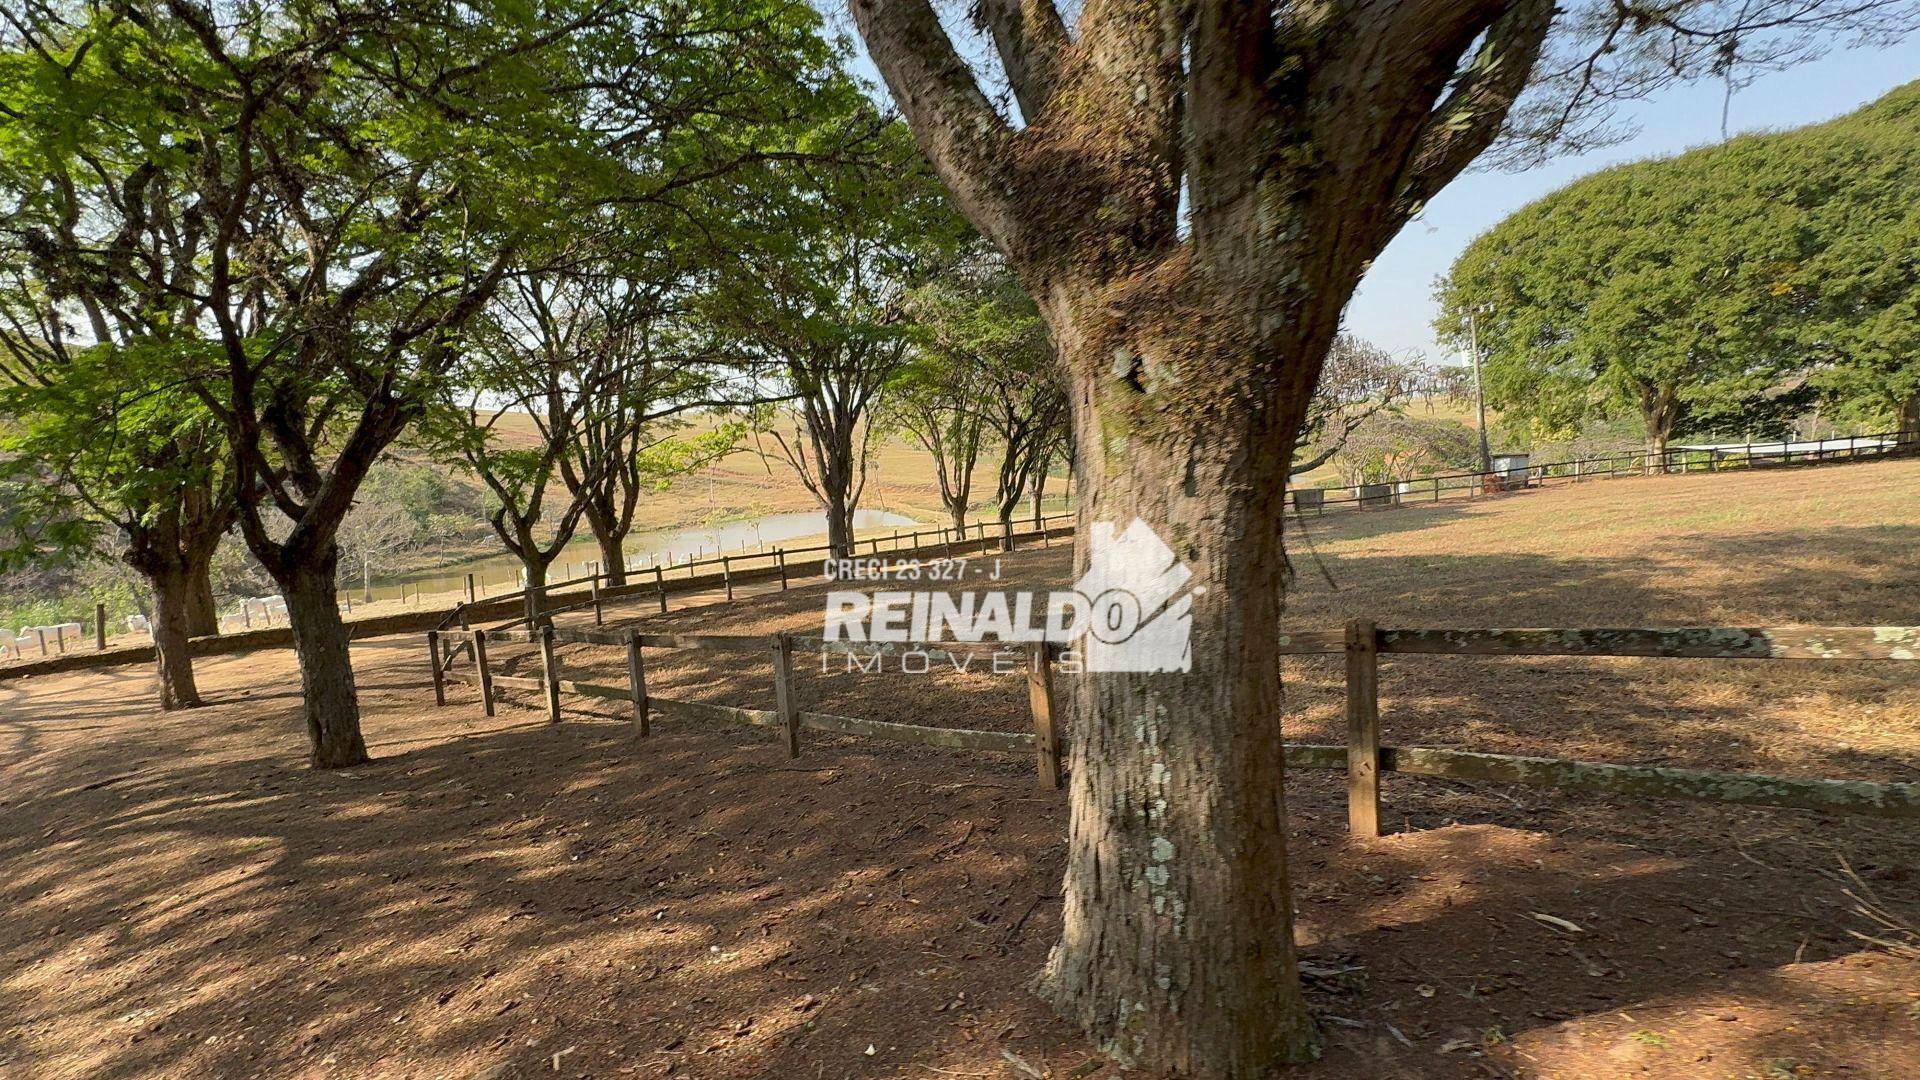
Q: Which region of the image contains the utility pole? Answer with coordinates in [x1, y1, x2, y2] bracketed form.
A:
[1468, 309, 1493, 474]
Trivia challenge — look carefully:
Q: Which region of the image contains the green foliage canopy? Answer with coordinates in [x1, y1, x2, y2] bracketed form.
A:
[1436, 82, 1920, 447]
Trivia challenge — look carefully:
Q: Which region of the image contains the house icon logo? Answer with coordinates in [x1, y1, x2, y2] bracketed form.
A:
[1070, 519, 1195, 672]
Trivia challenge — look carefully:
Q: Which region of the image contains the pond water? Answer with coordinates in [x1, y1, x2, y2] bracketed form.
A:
[358, 508, 923, 602]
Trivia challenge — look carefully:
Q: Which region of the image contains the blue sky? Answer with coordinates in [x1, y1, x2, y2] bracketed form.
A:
[828, 16, 1917, 365]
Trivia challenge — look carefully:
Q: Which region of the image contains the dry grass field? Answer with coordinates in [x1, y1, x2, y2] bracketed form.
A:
[2, 456, 1916, 1079]
[477, 410, 1069, 533]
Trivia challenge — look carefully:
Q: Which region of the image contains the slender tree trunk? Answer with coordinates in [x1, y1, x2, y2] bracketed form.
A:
[280, 549, 369, 769]
[1032, 469, 1046, 523]
[521, 558, 550, 628]
[185, 557, 220, 638]
[949, 502, 968, 534]
[824, 484, 854, 559]
[149, 564, 204, 710]
[1034, 325, 1318, 1074]
[1897, 390, 1919, 449]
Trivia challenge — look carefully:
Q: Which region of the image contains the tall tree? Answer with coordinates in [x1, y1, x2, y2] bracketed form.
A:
[433, 271, 729, 625]
[1436, 146, 1804, 457]
[728, 124, 969, 557]
[1794, 85, 1920, 445]
[0, 351, 233, 707]
[10, 0, 867, 766]
[1438, 82, 1920, 457]
[888, 351, 988, 535]
[895, 256, 1055, 534]
[980, 346, 1066, 536]
[552, 274, 737, 587]
[844, 0, 1918, 1071]
[0, 39, 232, 706]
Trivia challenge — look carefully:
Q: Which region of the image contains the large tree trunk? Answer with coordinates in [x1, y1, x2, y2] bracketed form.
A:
[185, 557, 220, 638]
[1641, 385, 1677, 474]
[593, 528, 628, 588]
[149, 564, 204, 710]
[1034, 319, 1319, 1073]
[280, 549, 369, 769]
[583, 500, 629, 587]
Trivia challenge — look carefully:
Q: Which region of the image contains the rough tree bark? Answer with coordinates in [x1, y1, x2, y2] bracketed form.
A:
[846, 0, 1555, 1071]
[120, 480, 232, 710]
[147, 563, 204, 710]
[1897, 390, 1919, 449]
[186, 560, 220, 638]
[1640, 383, 1679, 472]
[583, 500, 630, 588]
[280, 548, 369, 768]
[823, 480, 855, 559]
[519, 554, 553, 629]
[1033, 267, 1337, 1073]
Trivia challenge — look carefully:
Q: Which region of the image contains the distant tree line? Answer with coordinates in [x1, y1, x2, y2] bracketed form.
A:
[1436, 83, 1920, 456]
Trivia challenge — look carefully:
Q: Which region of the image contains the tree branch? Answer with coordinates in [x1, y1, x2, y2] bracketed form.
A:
[846, 0, 1024, 251]
[1389, 0, 1556, 229]
[971, 0, 1069, 119]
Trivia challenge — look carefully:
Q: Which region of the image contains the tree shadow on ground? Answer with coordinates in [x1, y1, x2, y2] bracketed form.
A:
[2, 649, 1916, 1078]
[4, 507, 1918, 1077]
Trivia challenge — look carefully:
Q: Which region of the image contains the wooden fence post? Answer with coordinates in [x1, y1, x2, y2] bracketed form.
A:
[654, 564, 668, 613]
[771, 632, 800, 758]
[427, 631, 446, 706]
[1028, 641, 1062, 789]
[1039, 516, 1049, 547]
[538, 626, 562, 724]
[466, 573, 477, 606]
[473, 629, 495, 716]
[591, 575, 604, 626]
[722, 555, 734, 601]
[776, 547, 789, 590]
[1345, 618, 1382, 838]
[95, 603, 107, 650]
[626, 629, 649, 737]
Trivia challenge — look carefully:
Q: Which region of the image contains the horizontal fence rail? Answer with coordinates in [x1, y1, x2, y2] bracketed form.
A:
[1378, 625, 1920, 660]
[425, 619, 1920, 828]
[1290, 426, 1918, 517]
[428, 625, 1058, 778]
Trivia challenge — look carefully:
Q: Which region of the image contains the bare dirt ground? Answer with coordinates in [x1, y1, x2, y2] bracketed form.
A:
[3, 458, 1918, 1079]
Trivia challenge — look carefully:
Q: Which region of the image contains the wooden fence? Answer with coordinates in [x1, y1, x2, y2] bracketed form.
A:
[424, 619, 1920, 831]
[1291, 426, 1918, 516]
[428, 511, 1078, 640]
[425, 625, 1063, 780]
